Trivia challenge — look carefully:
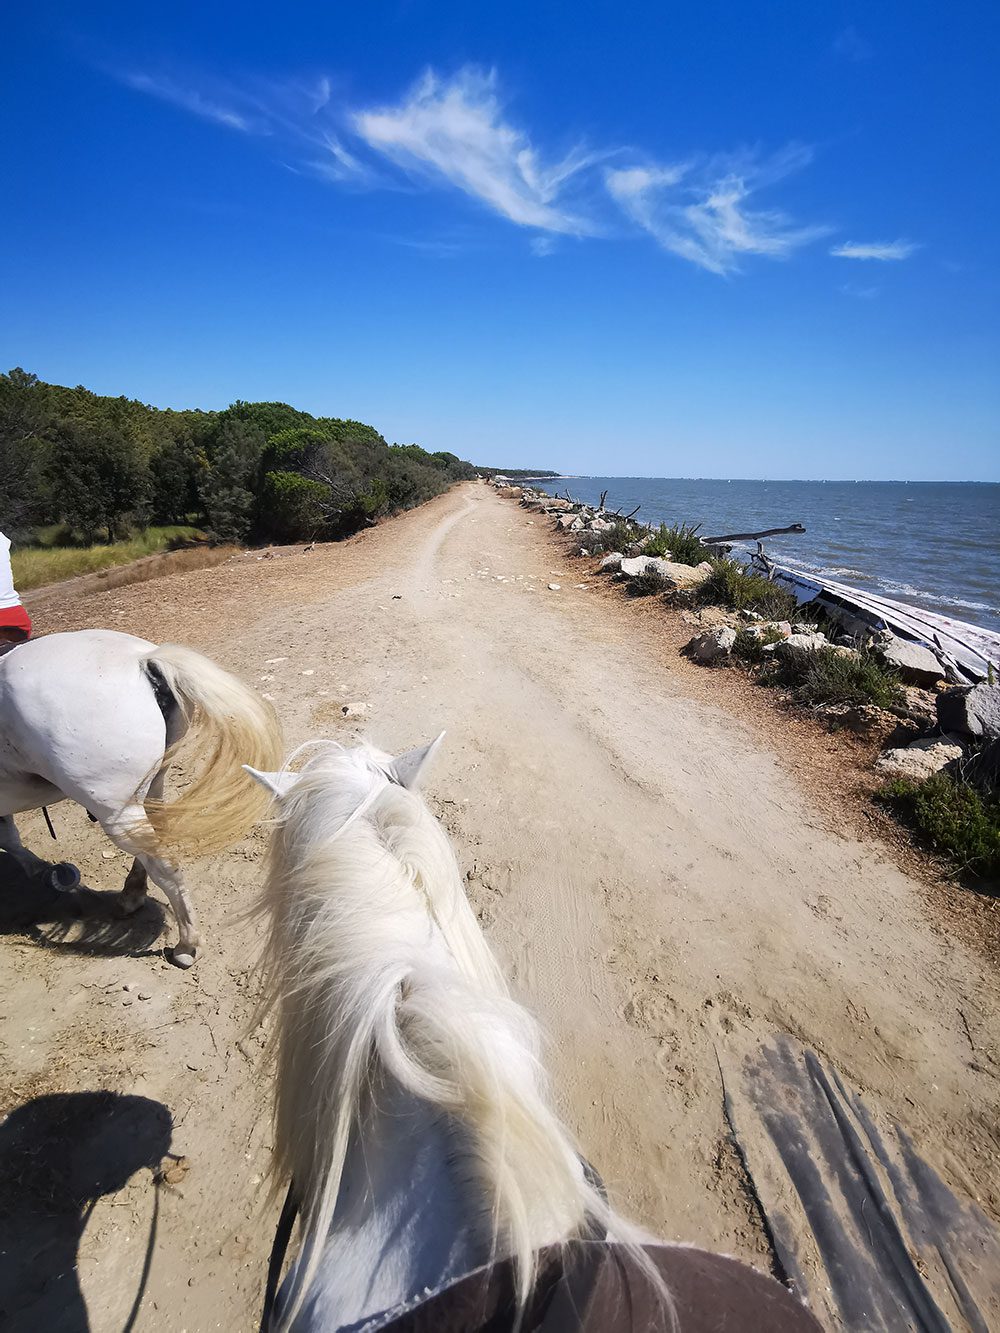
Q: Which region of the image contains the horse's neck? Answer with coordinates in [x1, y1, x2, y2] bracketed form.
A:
[286, 1076, 488, 1331]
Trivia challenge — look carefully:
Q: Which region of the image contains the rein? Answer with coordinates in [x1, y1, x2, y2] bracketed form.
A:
[261, 1182, 298, 1332]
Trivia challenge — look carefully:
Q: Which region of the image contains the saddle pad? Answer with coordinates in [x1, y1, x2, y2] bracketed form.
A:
[374, 1239, 822, 1332]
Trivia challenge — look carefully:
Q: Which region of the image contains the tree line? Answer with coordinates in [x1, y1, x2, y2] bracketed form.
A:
[0, 368, 478, 546]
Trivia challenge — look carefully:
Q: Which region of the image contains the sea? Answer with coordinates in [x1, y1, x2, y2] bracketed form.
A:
[530, 478, 1000, 634]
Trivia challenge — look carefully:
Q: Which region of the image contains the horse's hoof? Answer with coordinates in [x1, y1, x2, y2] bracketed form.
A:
[169, 949, 196, 969]
[49, 862, 81, 892]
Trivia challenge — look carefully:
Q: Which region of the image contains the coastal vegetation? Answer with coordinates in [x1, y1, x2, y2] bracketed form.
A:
[1, 367, 476, 581]
[766, 644, 904, 709]
[881, 771, 1000, 881]
[694, 559, 799, 620]
[643, 521, 706, 565]
[478, 467, 560, 479]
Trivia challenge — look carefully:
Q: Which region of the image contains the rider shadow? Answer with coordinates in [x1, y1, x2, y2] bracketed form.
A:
[0, 1090, 173, 1332]
[0, 853, 166, 958]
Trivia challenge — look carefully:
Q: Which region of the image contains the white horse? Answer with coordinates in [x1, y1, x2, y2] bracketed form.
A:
[249, 739, 824, 1332]
[0, 629, 282, 966]
[249, 735, 642, 1330]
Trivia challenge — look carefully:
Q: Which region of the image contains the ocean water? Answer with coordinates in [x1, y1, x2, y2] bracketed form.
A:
[532, 478, 1000, 633]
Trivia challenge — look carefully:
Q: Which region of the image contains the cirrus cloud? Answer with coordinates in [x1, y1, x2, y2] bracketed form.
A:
[606, 146, 830, 275]
[830, 239, 920, 261]
[353, 68, 599, 235]
[112, 61, 912, 278]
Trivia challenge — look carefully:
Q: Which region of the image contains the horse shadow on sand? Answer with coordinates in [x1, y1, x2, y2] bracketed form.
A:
[0, 1090, 174, 1332]
[0, 853, 167, 959]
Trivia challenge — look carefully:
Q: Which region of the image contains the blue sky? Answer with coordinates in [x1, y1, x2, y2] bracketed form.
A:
[2, 2, 998, 480]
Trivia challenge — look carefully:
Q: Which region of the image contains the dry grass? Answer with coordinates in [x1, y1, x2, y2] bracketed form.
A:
[12, 526, 204, 591]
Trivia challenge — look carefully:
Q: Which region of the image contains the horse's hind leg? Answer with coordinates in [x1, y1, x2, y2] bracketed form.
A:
[100, 804, 200, 968]
[118, 767, 165, 916]
[119, 859, 148, 915]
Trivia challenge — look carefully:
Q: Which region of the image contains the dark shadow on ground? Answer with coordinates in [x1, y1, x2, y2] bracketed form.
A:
[0, 1091, 173, 1332]
[0, 852, 166, 957]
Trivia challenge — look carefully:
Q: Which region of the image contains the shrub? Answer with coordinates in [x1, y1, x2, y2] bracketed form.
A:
[598, 519, 643, 552]
[644, 522, 704, 565]
[695, 559, 799, 619]
[880, 773, 1000, 880]
[769, 645, 903, 708]
[626, 571, 669, 597]
[732, 626, 784, 663]
[259, 470, 329, 542]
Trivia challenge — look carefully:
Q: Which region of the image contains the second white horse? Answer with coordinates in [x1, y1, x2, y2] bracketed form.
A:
[0, 629, 282, 966]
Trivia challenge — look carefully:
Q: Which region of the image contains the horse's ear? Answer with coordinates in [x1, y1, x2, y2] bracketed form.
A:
[243, 766, 300, 800]
[391, 732, 446, 790]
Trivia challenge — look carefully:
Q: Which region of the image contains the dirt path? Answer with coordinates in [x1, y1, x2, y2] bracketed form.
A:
[1, 482, 997, 1331]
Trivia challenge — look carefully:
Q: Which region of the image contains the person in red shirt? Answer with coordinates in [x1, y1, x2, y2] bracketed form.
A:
[0, 530, 32, 644]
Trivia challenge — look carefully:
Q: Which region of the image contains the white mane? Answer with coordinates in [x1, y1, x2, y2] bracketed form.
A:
[257, 740, 657, 1329]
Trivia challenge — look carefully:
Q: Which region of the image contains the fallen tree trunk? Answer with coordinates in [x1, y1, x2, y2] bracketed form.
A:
[701, 523, 805, 544]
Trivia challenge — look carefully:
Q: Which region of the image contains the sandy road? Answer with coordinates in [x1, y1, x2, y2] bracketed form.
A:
[1, 481, 997, 1330]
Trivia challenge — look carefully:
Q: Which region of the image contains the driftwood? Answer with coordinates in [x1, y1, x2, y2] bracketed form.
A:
[701, 523, 805, 544]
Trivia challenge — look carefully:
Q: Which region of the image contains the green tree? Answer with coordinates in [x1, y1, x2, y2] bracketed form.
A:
[260, 470, 330, 541]
[0, 368, 49, 537]
[50, 419, 150, 541]
[149, 435, 199, 523]
[198, 416, 265, 542]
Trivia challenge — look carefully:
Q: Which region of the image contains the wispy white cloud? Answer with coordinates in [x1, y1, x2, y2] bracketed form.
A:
[123, 72, 255, 132]
[353, 68, 596, 235]
[606, 146, 828, 275]
[113, 61, 910, 280]
[831, 239, 920, 261]
[833, 26, 873, 62]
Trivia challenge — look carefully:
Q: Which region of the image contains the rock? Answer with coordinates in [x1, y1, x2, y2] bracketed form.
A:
[618, 556, 712, 590]
[936, 682, 1000, 739]
[874, 736, 965, 781]
[889, 685, 938, 731]
[773, 622, 793, 639]
[877, 634, 945, 686]
[686, 626, 737, 664]
[599, 552, 624, 572]
[772, 632, 828, 656]
[341, 702, 370, 720]
[588, 517, 613, 532]
[547, 583, 561, 591]
[569, 517, 585, 531]
[556, 514, 578, 530]
[506, 487, 523, 498]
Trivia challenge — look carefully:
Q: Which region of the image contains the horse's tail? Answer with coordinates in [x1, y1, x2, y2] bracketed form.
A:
[139, 642, 283, 857]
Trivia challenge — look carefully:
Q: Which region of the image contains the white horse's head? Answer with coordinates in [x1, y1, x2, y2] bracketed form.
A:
[245, 732, 445, 803]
